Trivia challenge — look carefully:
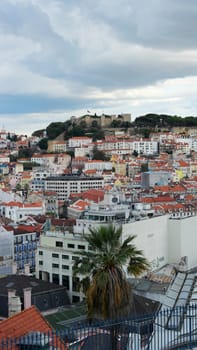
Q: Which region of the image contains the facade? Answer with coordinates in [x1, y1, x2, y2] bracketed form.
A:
[0, 201, 44, 223]
[30, 169, 52, 191]
[43, 191, 59, 217]
[84, 160, 112, 172]
[31, 153, 55, 166]
[0, 226, 14, 275]
[36, 230, 89, 303]
[47, 140, 67, 153]
[141, 171, 171, 189]
[133, 140, 159, 155]
[44, 175, 104, 200]
[68, 136, 92, 148]
[13, 230, 40, 272]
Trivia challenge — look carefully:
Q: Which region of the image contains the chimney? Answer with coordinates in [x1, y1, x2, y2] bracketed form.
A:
[8, 289, 16, 300]
[12, 262, 17, 274]
[23, 288, 32, 309]
[24, 264, 30, 275]
[8, 289, 22, 317]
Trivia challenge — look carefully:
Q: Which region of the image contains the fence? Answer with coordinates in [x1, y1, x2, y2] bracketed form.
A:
[1, 305, 197, 349]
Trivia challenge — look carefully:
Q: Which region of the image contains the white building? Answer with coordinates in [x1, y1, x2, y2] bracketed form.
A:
[74, 146, 91, 158]
[36, 212, 197, 302]
[44, 175, 104, 200]
[68, 136, 92, 148]
[0, 188, 21, 203]
[176, 136, 197, 153]
[30, 169, 52, 191]
[96, 139, 133, 155]
[0, 154, 10, 163]
[36, 230, 89, 303]
[132, 140, 159, 155]
[0, 201, 45, 223]
[84, 160, 112, 172]
[31, 154, 56, 167]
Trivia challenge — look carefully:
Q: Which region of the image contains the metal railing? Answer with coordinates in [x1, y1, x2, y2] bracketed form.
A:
[1, 305, 197, 349]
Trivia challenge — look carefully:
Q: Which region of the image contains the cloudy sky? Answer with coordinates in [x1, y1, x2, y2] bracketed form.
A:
[1, 0, 197, 135]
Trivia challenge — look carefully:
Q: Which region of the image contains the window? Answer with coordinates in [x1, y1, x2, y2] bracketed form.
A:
[39, 251, 43, 255]
[62, 254, 69, 260]
[52, 273, 59, 285]
[78, 245, 85, 250]
[72, 295, 80, 303]
[52, 263, 59, 268]
[56, 241, 63, 248]
[62, 265, 69, 270]
[67, 243, 75, 249]
[62, 275, 69, 289]
[52, 253, 59, 258]
[39, 261, 43, 265]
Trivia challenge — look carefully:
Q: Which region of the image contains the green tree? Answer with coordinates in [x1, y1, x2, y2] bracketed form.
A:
[73, 225, 149, 320]
[141, 163, 149, 172]
[46, 122, 65, 139]
[38, 138, 48, 150]
[92, 146, 106, 160]
[15, 183, 21, 191]
[132, 150, 138, 157]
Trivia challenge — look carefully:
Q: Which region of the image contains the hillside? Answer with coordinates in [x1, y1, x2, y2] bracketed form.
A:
[32, 113, 197, 141]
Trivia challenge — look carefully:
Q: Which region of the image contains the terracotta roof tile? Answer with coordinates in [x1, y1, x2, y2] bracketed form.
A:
[0, 306, 51, 339]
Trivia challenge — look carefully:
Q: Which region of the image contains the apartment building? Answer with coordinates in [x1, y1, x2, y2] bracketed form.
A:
[96, 139, 133, 155]
[0, 201, 44, 223]
[36, 230, 89, 303]
[13, 228, 40, 272]
[84, 160, 112, 172]
[30, 169, 52, 191]
[31, 153, 55, 167]
[47, 140, 67, 153]
[44, 175, 104, 200]
[141, 171, 172, 189]
[133, 140, 159, 155]
[68, 136, 92, 148]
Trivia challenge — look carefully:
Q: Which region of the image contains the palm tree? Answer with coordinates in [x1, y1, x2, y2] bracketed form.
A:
[73, 224, 149, 321]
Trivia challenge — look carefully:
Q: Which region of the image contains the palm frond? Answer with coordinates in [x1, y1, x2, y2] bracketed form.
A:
[74, 224, 150, 319]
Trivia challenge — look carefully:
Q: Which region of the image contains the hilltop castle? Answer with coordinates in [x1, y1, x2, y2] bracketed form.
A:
[70, 113, 131, 128]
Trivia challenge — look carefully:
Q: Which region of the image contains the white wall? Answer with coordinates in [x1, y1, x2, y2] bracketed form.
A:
[168, 216, 197, 269]
[122, 215, 169, 272]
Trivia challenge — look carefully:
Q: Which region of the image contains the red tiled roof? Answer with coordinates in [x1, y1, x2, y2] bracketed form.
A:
[83, 169, 97, 175]
[154, 185, 185, 193]
[177, 160, 189, 167]
[141, 196, 175, 204]
[70, 199, 90, 211]
[2, 201, 42, 208]
[0, 306, 51, 339]
[0, 306, 66, 349]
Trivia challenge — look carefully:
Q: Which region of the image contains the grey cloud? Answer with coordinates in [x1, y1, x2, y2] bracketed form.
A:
[67, 0, 197, 50]
[1, 0, 197, 105]
[0, 1, 78, 77]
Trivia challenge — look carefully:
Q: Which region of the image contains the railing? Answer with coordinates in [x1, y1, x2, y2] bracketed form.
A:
[1, 305, 197, 349]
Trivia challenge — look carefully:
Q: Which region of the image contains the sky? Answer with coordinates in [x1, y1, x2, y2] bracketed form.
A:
[1, 0, 197, 135]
